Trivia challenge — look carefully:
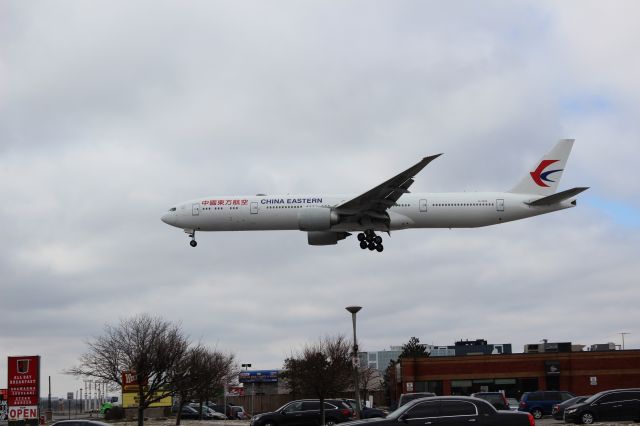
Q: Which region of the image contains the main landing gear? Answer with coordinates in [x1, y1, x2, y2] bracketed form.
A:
[357, 229, 384, 252]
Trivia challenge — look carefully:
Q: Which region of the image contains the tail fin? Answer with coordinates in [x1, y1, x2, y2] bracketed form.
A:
[509, 139, 574, 196]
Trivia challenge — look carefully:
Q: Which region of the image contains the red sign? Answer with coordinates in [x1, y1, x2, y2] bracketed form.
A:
[7, 356, 40, 407]
[122, 371, 148, 392]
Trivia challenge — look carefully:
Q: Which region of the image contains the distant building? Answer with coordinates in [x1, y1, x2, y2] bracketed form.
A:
[428, 339, 512, 357]
[358, 346, 402, 371]
[523, 341, 588, 353]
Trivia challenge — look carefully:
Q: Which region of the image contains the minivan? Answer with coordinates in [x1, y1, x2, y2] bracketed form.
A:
[518, 390, 575, 418]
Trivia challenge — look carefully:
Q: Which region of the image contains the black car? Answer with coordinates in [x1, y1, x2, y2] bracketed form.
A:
[564, 388, 640, 424]
[552, 396, 589, 420]
[250, 399, 354, 426]
[341, 396, 533, 426]
[342, 399, 387, 418]
[470, 392, 510, 410]
[398, 392, 436, 407]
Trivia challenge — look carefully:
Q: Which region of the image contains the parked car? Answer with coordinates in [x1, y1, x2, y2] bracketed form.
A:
[340, 396, 534, 426]
[564, 388, 640, 424]
[470, 392, 510, 410]
[51, 422, 110, 426]
[188, 403, 227, 419]
[518, 390, 575, 419]
[552, 396, 589, 420]
[250, 399, 353, 426]
[173, 405, 216, 420]
[342, 399, 387, 418]
[207, 402, 245, 419]
[507, 398, 519, 411]
[398, 392, 436, 407]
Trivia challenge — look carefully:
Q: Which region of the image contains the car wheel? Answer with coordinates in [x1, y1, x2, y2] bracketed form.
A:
[531, 408, 543, 419]
[326, 420, 336, 426]
[264, 422, 277, 426]
[581, 412, 595, 425]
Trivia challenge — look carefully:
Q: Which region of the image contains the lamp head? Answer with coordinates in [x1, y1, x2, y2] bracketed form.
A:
[345, 306, 362, 314]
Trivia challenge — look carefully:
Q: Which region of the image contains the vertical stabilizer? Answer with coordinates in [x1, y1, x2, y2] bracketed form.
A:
[509, 139, 574, 196]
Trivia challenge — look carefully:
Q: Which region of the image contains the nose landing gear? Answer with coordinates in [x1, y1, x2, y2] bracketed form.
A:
[357, 229, 384, 252]
[185, 229, 197, 247]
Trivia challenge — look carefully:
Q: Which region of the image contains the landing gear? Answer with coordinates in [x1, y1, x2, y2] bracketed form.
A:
[185, 229, 197, 247]
[357, 230, 385, 253]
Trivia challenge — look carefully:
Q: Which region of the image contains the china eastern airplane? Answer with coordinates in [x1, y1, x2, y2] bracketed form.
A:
[161, 139, 588, 252]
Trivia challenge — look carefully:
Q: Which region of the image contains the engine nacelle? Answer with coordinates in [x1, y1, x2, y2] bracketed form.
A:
[297, 207, 340, 231]
[307, 231, 351, 246]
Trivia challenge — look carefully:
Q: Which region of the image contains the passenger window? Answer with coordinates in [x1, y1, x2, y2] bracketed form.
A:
[440, 401, 476, 416]
[597, 394, 617, 403]
[302, 402, 320, 411]
[284, 401, 304, 412]
[406, 401, 439, 418]
[545, 392, 561, 400]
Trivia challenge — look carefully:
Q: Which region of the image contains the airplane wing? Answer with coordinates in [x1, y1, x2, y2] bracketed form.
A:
[335, 154, 441, 227]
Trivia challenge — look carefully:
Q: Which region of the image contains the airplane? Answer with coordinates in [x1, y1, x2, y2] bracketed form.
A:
[161, 139, 588, 252]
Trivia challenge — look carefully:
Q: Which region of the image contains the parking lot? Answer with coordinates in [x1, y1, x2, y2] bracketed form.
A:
[536, 418, 636, 426]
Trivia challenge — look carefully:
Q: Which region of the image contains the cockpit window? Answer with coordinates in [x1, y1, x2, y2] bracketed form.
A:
[169, 207, 176, 212]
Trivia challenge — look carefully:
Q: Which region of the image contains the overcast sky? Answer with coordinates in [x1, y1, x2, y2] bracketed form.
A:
[2, 1, 639, 396]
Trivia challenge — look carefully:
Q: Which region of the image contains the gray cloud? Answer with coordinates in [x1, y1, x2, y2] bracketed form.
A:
[1, 1, 638, 395]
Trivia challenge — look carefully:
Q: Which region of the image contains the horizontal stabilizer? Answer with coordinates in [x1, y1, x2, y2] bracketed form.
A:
[527, 187, 589, 206]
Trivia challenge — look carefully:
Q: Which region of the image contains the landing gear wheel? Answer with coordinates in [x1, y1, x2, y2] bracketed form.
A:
[368, 242, 376, 250]
[376, 244, 384, 252]
[374, 235, 382, 244]
[189, 240, 197, 247]
[357, 233, 366, 242]
[365, 229, 374, 236]
[531, 409, 543, 420]
[359, 241, 368, 249]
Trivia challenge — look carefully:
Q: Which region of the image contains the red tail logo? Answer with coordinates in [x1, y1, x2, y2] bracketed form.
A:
[531, 160, 563, 187]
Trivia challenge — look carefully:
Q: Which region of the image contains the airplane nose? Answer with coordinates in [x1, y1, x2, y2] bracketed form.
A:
[161, 213, 175, 226]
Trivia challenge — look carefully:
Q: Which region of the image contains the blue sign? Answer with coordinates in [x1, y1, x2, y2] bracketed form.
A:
[238, 370, 278, 383]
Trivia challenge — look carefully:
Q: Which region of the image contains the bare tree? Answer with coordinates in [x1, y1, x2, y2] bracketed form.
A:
[281, 335, 352, 426]
[68, 314, 190, 426]
[171, 346, 235, 425]
[358, 366, 382, 398]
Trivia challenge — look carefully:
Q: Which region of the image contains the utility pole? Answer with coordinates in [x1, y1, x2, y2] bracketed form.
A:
[620, 332, 630, 350]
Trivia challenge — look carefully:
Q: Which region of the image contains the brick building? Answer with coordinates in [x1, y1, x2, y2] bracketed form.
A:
[391, 349, 640, 401]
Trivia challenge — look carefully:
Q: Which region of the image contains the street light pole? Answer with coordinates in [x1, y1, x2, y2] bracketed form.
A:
[242, 363, 253, 418]
[346, 306, 363, 419]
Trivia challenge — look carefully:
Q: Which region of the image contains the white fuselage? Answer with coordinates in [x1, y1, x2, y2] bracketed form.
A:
[161, 192, 574, 233]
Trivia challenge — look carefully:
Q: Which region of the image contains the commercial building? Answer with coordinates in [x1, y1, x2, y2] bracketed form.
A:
[390, 345, 640, 401]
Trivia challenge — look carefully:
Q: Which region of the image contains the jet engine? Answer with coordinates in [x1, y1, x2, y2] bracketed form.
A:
[307, 231, 351, 246]
[297, 207, 340, 231]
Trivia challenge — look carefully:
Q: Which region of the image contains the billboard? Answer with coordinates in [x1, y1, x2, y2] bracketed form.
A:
[121, 371, 171, 408]
[7, 355, 40, 426]
[238, 370, 278, 383]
